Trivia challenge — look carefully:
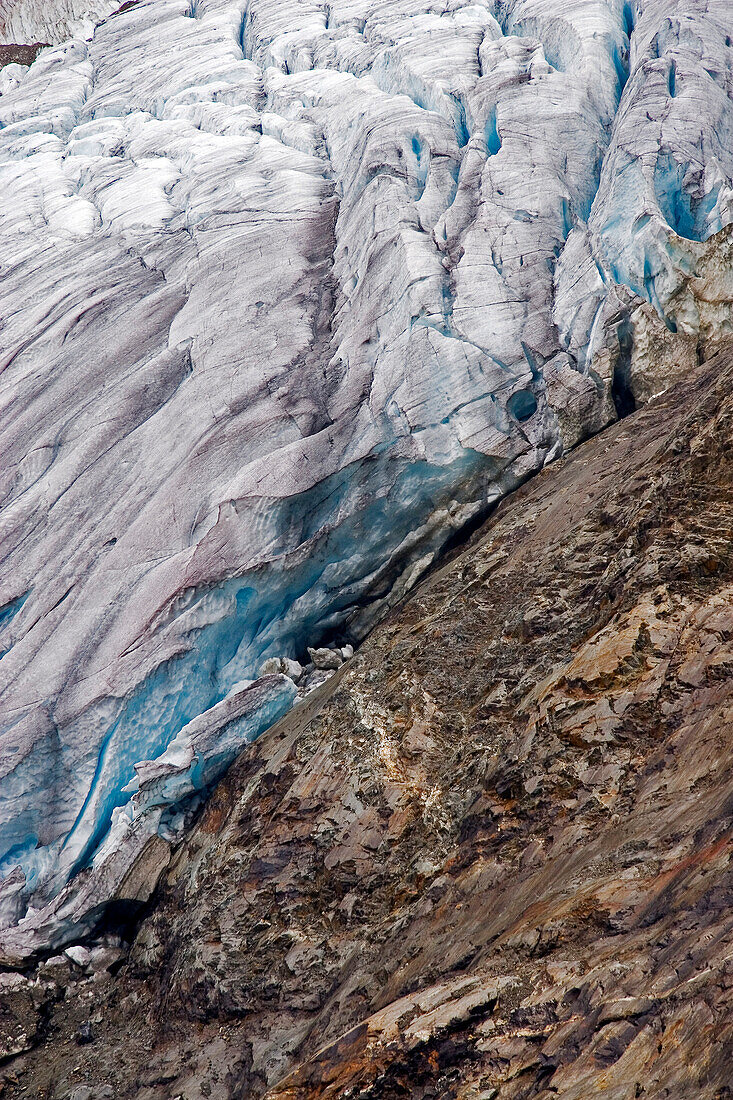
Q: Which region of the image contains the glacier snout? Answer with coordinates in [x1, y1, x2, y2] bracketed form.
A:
[1, 0, 733, 952]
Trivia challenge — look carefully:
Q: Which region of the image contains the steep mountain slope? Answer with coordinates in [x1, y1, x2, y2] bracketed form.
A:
[4, 346, 733, 1100]
[2, 0, 733, 953]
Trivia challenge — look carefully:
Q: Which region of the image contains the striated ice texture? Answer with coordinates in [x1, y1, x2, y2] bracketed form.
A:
[0, 0, 119, 44]
[1, 0, 733, 950]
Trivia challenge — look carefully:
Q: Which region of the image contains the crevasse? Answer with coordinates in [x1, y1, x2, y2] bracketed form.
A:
[0, 0, 732, 946]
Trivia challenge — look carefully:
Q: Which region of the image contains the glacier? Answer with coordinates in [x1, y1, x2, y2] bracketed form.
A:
[0, 0, 732, 954]
[0, 0, 119, 44]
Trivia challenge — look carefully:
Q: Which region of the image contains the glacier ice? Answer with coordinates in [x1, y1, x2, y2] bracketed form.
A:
[0, 0, 733, 953]
[0, 0, 119, 45]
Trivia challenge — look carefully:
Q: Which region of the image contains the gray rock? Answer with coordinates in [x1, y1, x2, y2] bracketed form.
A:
[88, 944, 125, 976]
[281, 658, 304, 682]
[308, 647, 344, 671]
[298, 669, 334, 696]
[75, 1021, 95, 1045]
[259, 657, 284, 677]
[69, 1087, 114, 1100]
[65, 944, 92, 970]
[37, 955, 71, 984]
[258, 657, 303, 682]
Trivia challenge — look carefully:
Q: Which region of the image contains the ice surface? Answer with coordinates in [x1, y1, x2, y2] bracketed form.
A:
[0, 0, 119, 45]
[1, 0, 732, 950]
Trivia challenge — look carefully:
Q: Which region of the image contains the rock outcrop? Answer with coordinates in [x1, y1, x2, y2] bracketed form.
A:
[4, 347, 733, 1098]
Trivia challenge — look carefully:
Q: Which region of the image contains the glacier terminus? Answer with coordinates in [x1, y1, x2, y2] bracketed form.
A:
[0, 0, 732, 955]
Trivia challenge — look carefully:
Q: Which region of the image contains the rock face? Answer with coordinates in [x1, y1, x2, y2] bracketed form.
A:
[2, 0, 733, 948]
[4, 347, 733, 1098]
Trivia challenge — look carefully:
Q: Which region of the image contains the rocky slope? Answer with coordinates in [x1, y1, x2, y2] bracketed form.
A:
[3, 346, 733, 1099]
[3, 0, 733, 954]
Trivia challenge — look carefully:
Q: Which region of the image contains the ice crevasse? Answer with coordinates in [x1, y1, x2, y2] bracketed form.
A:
[0, 0, 732, 953]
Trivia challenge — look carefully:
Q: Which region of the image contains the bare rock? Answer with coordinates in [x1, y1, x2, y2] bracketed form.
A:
[258, 658, 304, 683]
[65, 945, 92, 971]
[307, 647, 343, 671]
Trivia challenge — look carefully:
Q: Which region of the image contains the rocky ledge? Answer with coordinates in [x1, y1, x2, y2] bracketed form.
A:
[3, 349, 733, 1098]
[0, 43, 47, 66]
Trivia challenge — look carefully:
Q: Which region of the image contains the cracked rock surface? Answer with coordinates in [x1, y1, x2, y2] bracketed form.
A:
[4, 347, 733, 1098]
[2, 0, 733, 948]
